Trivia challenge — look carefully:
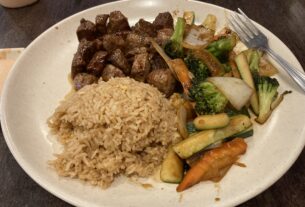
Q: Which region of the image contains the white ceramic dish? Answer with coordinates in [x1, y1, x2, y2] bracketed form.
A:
[1, 0, 305, 206]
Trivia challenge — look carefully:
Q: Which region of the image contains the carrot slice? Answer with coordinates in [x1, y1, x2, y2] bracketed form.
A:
[200, 156, 237, 182]
[176, 138, 247, 192]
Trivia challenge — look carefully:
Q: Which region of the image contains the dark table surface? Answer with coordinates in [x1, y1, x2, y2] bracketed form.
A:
[0, 0, 304, 206]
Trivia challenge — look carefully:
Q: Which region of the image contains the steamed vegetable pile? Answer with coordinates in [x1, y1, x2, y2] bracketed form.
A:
[153, 12, 291, 192]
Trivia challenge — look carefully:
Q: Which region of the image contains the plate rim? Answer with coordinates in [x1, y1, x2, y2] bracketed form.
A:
[1, 0, 304, 206]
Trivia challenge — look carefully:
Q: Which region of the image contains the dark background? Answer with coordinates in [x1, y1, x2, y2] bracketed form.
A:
[0, 0, 304, 206]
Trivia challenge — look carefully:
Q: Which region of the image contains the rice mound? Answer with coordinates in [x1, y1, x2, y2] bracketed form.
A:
[48, 77, 181, 188]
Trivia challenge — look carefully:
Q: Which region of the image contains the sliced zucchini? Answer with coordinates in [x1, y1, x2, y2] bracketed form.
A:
[160, 148, 184, 183]
[228, 126, 253, 139]
[173, 130, 215, 159]
[244, 49, 262, 73]
[202, 14, 217, 31]
[173, 115, 251, 159]
[213, 114, 252, 140]
[193, 113, 230, 130]
[183, 11, 195, 25]
[186, 126, 253, 166]
[235, 52, 259, 115]
[259, 56, 279, 76]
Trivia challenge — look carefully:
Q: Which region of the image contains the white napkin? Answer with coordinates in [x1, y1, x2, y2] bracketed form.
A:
[0, 48, 24, 94]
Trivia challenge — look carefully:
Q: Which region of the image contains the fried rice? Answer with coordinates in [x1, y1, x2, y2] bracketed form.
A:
[48, 77, 181, 188]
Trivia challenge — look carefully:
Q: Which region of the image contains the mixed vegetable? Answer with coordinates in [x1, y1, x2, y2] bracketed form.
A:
[153, 11, 291, 192]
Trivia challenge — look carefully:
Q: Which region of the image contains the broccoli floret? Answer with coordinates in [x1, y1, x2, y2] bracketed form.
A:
[164, 17, 186, 59]
[189, 81, 228, 115]
[206, 35, 236, 62]
[186, 121, 198, 134]
[184, 54, 210, 83]
[254, 75, 279, 124]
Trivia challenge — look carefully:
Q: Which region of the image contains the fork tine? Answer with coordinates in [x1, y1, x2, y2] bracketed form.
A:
[227, 17, 249, 43]
[233, 13, 255, 37]
[231, 13, 254, 38]
[237, 8, 259, 35]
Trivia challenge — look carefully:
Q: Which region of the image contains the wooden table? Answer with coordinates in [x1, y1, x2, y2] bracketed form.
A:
[0, 0, 304, 206]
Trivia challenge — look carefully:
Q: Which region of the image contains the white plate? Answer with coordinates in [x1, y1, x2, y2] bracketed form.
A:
[1, 0, 305, 206]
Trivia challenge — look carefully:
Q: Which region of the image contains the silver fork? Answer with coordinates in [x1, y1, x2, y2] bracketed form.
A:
[228, 8, 305, 92]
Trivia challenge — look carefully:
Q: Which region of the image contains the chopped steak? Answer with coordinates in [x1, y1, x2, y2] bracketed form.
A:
[102, 34, 125, 52]
[77, 39, 97, 63]
[130, 53, 151, 82]
[133, 19, 157, 37]
[94, 38, 104, 50]
[113, 30, 132, 39]
[101, 64, 125, 81]
[125, 47, 148, 58]
[150, 53, 169, 70]
[153, 12, 174, 30]
[146, 69, 176, 97]
[156, 28, 173, 47]
[87, 51, 108, 76]
[126, 33, 151, 49]
[108, 49, 130, 74]
[126, 49, 151, 66]
[71, 52, 86, 78]
[95, 14, 109, 36]
[107, 11, 130, 33]
[73, 73, 98, 90]
[76, 18, 96, 41]
[71, 11, 179, 96]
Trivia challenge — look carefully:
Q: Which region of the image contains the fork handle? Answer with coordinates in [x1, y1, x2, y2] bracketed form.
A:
[265, 47, 305, 92]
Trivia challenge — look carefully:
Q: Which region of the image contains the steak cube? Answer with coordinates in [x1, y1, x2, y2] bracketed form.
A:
[133, 19, 157, 37]
[102, 34, 125, 52]
[146, 69, 176, 97]
[108, 49, 130, 75]
[77, 39, 97, 63]
[150, 53, 169, 70]
[155, 28, 173, 47]
[126, 33, 151, 49]
[101, 64, 125, 81]
[87, 51, 108, 76]
[76, 18, 96, 41]
[95, 14, 109, 36]
[73, 73, 97, 90]
[71, 52, 86, 78]
[153, 12, 174, 30]
[130, 52, 151, 82]
[107, 11, 130, 33]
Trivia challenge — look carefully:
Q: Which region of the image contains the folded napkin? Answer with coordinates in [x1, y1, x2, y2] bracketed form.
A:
[0, 48, 24, 94]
